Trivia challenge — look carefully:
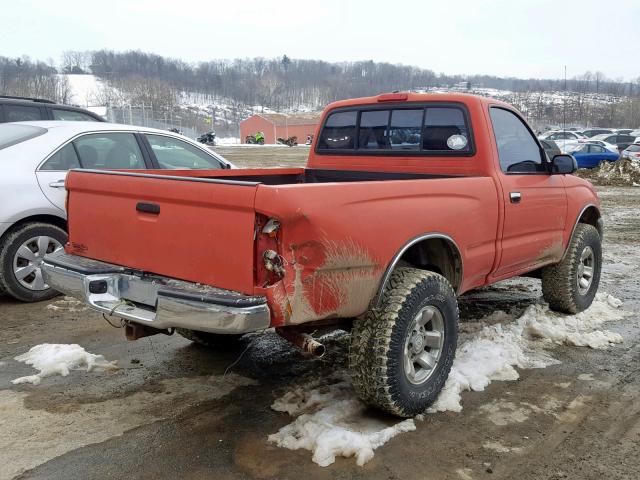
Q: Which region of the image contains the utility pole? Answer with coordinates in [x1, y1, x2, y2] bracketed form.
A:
[563, 65, 567, 133]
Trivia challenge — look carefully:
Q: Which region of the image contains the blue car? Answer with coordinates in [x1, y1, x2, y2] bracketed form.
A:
[570, 143, 620, 168]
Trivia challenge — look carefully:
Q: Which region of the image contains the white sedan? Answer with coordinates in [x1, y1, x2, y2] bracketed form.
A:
[0, 121, 233, 302]
[538, 130, 587, 153]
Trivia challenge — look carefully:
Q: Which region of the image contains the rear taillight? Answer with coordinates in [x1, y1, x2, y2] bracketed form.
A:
[254, 215, 284, 287]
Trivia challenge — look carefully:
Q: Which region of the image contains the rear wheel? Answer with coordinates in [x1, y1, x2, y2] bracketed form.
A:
[176, 328, 243, 349]
[0, 223, 67, 302]
[541, 224, 602, 313]
[349, 268, 458, 417]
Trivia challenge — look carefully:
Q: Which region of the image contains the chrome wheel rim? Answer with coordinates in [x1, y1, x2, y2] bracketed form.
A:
[403, 305, 445, 385]
[577, 245, 595, 296]
[13, 236, 63, 291]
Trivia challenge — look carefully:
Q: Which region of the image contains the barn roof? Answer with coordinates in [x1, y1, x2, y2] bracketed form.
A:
[244, 112, 321, 126]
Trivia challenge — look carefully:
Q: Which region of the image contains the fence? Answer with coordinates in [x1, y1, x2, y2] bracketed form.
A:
[105, 105, 201, 139]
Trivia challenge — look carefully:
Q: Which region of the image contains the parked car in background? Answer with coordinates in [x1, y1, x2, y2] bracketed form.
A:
[0, 121, 233, 302]
[567, 142, 619, 168]
[630, 129, 640, 138]
[580, 128, 613, 138]
[591, 133, 638, 153]
[0, 95, 105, 123]
[584, 139, 619, 153]
[615, 129, 635, 135]
[538, 130, 587, 152]
[620, 144, 640, 161]
[540, 139, 561, 160]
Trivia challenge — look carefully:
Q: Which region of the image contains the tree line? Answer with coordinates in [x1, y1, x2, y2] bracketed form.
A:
[1, 51, 639, 130]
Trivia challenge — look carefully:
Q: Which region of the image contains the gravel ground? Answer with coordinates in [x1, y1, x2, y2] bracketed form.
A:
[0, 148, 638, 479]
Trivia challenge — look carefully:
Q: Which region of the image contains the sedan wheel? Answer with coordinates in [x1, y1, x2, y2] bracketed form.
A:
[0, 222, 67, 302]
[13, 236, 63, 290]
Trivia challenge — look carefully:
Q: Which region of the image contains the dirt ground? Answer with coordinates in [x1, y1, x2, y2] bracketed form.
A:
[212, 144, 311, 168]
[0, 147, 638, 480]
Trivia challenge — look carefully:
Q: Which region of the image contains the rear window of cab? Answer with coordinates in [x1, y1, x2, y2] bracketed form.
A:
[316, 104, 473, 155]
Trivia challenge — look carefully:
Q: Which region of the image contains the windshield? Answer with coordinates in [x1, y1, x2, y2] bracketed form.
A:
[0, 124, 47, 150]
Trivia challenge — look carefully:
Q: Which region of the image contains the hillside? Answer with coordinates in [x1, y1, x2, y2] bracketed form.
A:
[2, 52, 639, 136]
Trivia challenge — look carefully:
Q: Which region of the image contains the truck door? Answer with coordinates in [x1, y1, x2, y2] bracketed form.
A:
[489, 107, 568, 277]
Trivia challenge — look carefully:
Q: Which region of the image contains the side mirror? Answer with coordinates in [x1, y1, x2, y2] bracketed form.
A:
[551, 154, 577, 174]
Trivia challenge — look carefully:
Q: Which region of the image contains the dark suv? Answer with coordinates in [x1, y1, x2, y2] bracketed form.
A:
[0, 96, 105, 123]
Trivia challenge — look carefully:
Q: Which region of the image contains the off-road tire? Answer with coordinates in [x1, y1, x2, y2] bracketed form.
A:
[176, 328, 243, 349]
[349, 268, 458, 417]
[541, 224, 602, 314]
[0, 223, 67, 302]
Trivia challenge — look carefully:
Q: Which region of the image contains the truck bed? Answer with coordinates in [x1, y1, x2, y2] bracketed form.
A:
[63, 167, 497, 311]
[71, 167, 459, 186]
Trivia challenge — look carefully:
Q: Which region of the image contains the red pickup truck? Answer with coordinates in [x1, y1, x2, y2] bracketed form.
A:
[42, 93, 603, 417]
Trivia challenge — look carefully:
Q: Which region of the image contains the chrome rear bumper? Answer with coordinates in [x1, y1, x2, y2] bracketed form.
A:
[41, 251, 271, 334]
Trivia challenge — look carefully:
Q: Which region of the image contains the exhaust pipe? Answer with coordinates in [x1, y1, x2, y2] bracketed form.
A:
[125, 323, 173, 341]
[276, 328, 326, 357]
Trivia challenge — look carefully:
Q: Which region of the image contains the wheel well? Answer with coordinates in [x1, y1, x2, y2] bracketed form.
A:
[0, 215, 67, 242]
[373, 236, 463, 308]
[398, 238, 463, 291]
[578, 206, 602, 237]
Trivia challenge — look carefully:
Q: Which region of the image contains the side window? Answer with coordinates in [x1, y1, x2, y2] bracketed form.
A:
[389, 109, 422, 150]
[40, 143, 81, 171]
[146, 134, 223, 169]
[423, 107, 469, 151]
[591, 145, 604, 153]
[73, 133, 145, 169]
[489, 107, 545, 173]
[358, 110, 389, 149]
[4, 105, 42, 122]
[52, 109, 99, 122]
[317, 111, 357, 150]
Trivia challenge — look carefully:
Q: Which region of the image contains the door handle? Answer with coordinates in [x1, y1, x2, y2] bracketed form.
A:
[509, 192, 522, 203]
[136, 202, 161, 214]
[49, 180, 66, 189]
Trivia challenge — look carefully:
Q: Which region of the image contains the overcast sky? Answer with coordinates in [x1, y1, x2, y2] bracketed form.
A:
[2, 0, 639, 81]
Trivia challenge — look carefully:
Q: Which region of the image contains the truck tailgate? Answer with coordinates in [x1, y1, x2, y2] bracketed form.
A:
[65, 170, 258, 295]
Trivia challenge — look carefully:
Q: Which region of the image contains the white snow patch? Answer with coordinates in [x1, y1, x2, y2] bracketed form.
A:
[269, 293, 627, 466]
[268, 377, 415, 467]
[429, 293, 625, 413]
[46, 296, 87, 313]
[12, 344, 118, 385]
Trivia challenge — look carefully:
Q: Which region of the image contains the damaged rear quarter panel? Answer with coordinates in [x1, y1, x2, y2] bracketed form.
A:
[255, 177, 499, 325]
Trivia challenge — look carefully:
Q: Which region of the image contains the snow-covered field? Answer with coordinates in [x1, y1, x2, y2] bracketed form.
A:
[61, 74, 105, 107]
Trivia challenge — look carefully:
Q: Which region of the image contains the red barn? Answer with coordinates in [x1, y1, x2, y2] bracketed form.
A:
[240, 113, 321, 144]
